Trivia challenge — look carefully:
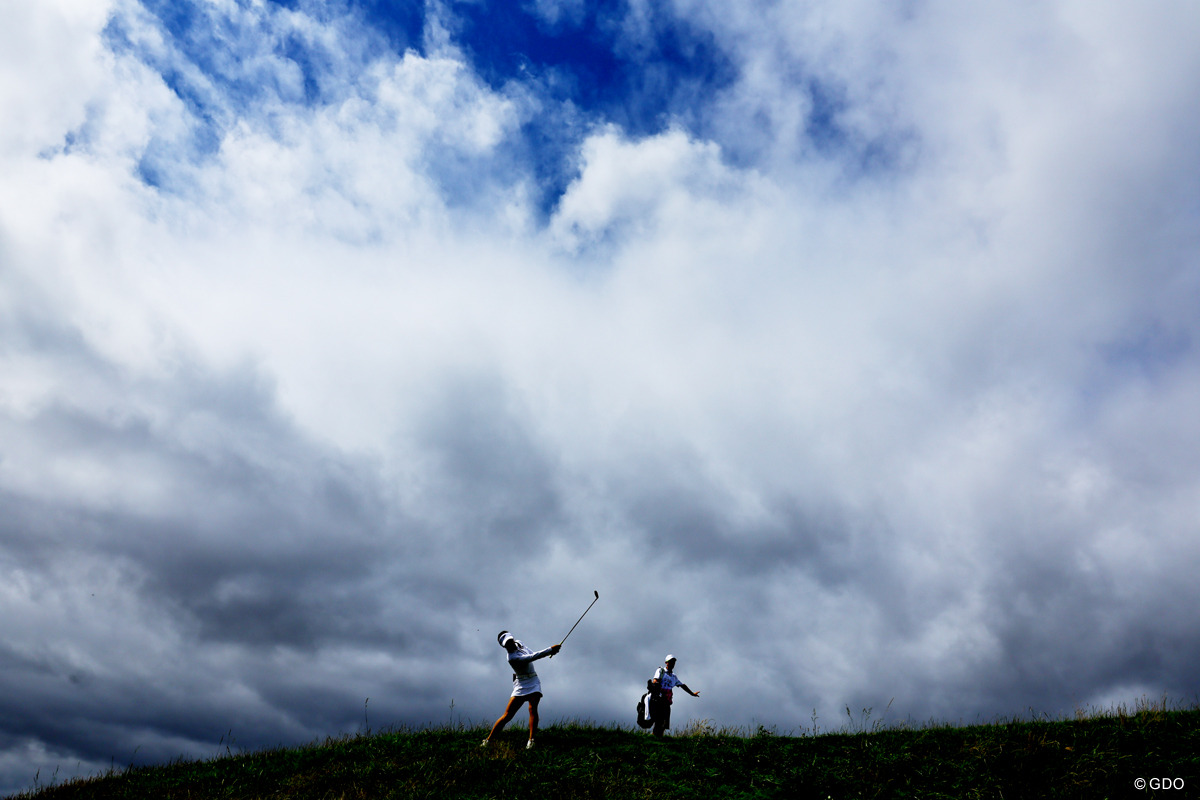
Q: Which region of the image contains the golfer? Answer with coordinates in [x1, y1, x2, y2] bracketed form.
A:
[482, 631, 561, 750]
[649, 654, 699, 736]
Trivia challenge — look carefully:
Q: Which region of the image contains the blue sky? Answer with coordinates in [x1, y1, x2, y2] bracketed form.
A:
[108, 0, 744, 212]
[3, 0, 1200, 793]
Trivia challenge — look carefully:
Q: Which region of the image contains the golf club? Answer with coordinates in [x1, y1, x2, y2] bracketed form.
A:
[551, 590, 598, 656]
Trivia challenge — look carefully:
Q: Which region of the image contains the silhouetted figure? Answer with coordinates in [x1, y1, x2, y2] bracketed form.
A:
[481, 631, 561, 750]
[649, 654, 699, 737]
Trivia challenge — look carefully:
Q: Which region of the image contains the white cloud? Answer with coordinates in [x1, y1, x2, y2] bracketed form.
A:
[522, 0, 587, 30]
[0, 0, 117, 158]
[549, 126, 740, 248]
[3, 0, 1200, 791]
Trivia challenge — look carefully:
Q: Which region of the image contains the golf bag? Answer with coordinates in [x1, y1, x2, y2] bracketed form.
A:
[635, 679, 658, 729]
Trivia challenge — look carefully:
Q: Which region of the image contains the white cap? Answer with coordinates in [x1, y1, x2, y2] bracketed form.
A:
[498, 631, 516, 647]
[665, 654, 676, 663]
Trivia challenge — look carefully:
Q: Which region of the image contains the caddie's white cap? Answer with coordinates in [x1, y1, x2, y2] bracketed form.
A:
[665, 654, 677, 662]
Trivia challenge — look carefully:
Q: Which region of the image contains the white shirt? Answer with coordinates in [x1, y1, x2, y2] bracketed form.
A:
[655, 666, 682, 692]
[507, 642, 555, 697]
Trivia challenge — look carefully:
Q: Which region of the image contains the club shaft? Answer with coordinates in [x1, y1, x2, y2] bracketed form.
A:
[559, 594, 599, 646]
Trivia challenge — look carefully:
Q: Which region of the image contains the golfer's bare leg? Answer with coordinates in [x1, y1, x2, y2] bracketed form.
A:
[486, 696, 526, 742]
[526, 694, 541, 742]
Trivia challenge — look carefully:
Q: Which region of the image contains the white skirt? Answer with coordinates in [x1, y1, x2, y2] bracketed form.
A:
[511, 673, 543, 697]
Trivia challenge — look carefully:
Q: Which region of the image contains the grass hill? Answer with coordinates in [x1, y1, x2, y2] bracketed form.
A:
[11, 701, 1198, 799]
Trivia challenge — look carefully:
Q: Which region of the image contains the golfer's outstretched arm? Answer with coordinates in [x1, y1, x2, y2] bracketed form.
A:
[511, 644, 561, 663]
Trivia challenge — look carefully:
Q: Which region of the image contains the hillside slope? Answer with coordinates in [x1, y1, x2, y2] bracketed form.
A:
[12, 708, 1199, 799]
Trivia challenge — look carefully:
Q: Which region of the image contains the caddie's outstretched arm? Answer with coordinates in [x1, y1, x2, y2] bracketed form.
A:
[678, 683, 699, 697]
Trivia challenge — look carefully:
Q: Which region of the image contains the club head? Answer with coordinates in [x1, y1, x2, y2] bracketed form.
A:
[594, 590, 599, 599]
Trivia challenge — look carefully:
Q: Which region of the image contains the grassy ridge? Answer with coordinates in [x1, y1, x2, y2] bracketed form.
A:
[12, 705, 1199, 799]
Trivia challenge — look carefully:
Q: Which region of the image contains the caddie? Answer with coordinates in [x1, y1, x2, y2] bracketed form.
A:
[649, 654, 699, 736]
